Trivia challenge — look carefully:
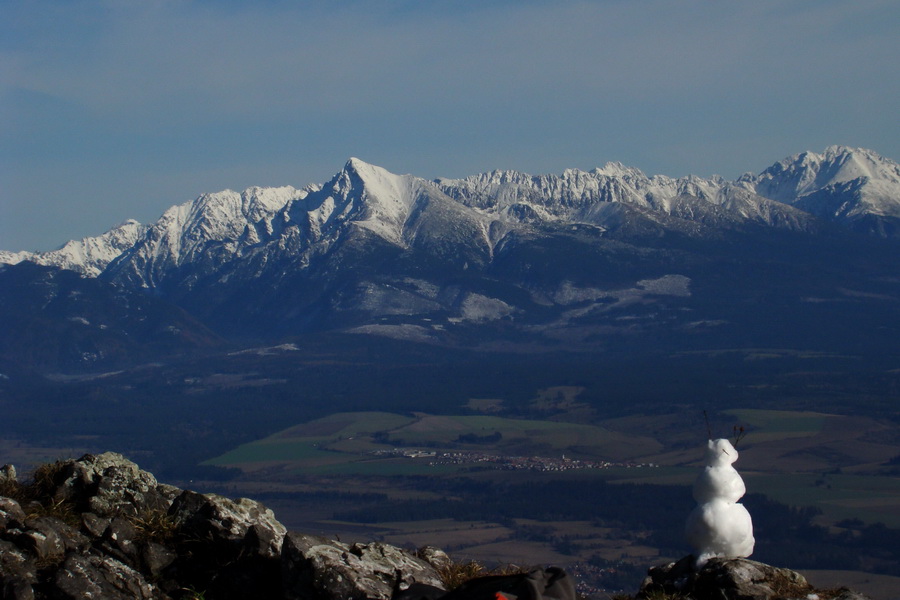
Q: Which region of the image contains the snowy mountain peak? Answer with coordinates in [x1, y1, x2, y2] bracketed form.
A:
[758, 147, 895, 192]
[0, 219, 145, 277]
[593, 161, 646, 180]
[339, 158, 411, 195]
[749, 146, 900, 221]
[319, 158, 424, 244]
[344, 156, 384, 175]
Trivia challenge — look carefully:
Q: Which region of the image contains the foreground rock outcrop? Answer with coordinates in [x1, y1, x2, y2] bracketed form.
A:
[0, 453, 875, 600]
[0, 453, 445, 600]
[639, 554, 872, 600]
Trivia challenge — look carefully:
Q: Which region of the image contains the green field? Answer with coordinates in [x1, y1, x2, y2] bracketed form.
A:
[207, 407, 900, 530]
[724, 408, 831, 442]
[206, 410, 662, 472]
[206, 412, 416, 470]
[746, 472, 900, 528]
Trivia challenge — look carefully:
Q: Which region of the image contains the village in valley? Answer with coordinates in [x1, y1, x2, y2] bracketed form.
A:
[370, 447, 658, 472]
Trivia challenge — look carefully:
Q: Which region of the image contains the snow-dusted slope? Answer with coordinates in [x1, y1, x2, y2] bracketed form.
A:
[434, 162, 815, 233]
[107, 185, 310, 289]
[105, 159, 486, 290]
[0, 220, 145, 277]
[741, 146, 900, 223]
[4, 148, 899, 285]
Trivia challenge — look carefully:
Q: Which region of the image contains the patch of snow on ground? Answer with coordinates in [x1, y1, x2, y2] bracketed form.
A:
[346, 324, 435, 342]
[228, 344, 300, 356]
[637, 274, 691, 296]
[460, 293, 514, 322]
[552, 281, 614, 305]
[402, 278, 440, 300]
[685, 320, 728, 329]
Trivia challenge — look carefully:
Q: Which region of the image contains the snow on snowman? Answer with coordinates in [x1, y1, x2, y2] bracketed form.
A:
[685, 437, 755, 568]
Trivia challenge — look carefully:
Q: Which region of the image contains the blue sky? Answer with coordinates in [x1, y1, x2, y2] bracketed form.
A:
[2, 0, 898, 251]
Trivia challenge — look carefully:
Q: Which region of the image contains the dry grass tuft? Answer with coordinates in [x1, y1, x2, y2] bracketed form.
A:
[638, 590, 687, 600]
[438, 560, 487, 589]
[26, 497, 80, 527]
[28, 460, 69, 499]
[129, 509, 179, 544]
[810, 587, 853, 600]
[0, 460, 79, 526]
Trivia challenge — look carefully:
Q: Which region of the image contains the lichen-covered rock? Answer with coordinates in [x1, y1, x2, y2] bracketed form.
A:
[141, 541, 176, 578]
[282, 533, 445, 600]
[0, 496, 26, 531]
[156, 483, 182, 505]
[97, 516, 141, 566]
[0, 464, 17, 486]
[169, 489, 287, 558]
[638, 556, 869, 600]
[416, 545, 453, 572]
[12, 516, 88, 562]
[0, 538, 37, 600]
[80, 511, 111, 538]
[167, 489, 287, 599]
[52, 553, 164, 600]
[55, 453, 171, 517]
[830, 590, 874, 600]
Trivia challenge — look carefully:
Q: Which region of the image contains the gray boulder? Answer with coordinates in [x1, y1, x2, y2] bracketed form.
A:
[169, 489, 287, 558]
[12, 516, 89, 562]
[141, 541, 177, 579]
[0, 464, 16, 486]
[282, 533, 445, 600]
[52, 553, 164, 600]
[829, 591, 874, 600]
[55, 453, 171, 517]
[416, 545, 453, 572]
[0, 497, 26, 531]
[96, 516, 141, 566]
[639, 556, 872, 600]
[80, 511, 111, 538]
[167, 489, 287, 599]
[0, 538, 36, 600]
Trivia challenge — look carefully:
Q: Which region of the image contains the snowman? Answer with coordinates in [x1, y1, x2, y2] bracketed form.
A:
[685, 438, 755, 568]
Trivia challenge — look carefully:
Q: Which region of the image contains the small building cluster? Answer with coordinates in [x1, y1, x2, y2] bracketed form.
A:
[370, 448, 657, 472]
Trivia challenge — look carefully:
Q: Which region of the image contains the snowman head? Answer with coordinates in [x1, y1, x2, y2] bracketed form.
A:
[706, 438, 739, 467]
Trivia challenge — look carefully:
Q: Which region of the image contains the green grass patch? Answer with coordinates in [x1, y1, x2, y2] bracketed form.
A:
[272, 412, 416, 439]
[206, 410, 661, 473]
[390, 414, 654, 459]
[207, 439, 336, 465]
[722, 408, 835, 444]
[724, 409, 831, 434]
[746, 472, 900, 527]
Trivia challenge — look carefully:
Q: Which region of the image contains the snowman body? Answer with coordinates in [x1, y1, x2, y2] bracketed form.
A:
[685, 438, 755, 567]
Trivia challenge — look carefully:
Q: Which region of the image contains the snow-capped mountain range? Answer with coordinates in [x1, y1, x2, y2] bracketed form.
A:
[3, 146, 897, 281]
[2, 145, 899, 355]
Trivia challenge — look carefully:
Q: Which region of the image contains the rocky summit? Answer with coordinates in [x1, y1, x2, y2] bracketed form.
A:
[0, 453, 873, 600]
[0, 453, 446, 600]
